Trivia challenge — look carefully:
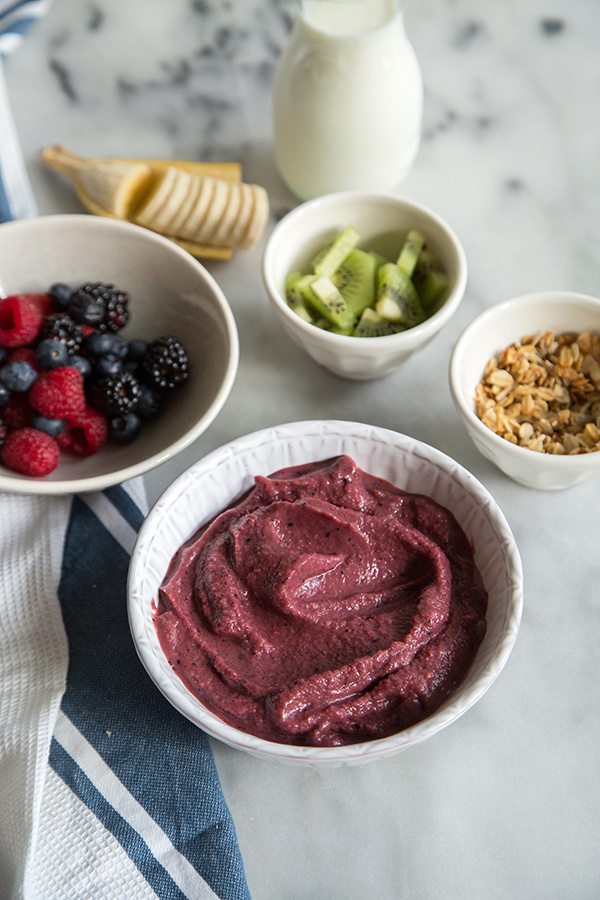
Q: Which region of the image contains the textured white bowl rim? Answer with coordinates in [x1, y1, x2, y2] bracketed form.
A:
[449, 290, 600, 470]
[128, 420, 523, 765]
[262, 191, 467, 348]
[0, 215, 239, 494]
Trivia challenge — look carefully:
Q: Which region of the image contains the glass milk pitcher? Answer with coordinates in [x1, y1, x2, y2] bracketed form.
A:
[272, 0, 423, 200]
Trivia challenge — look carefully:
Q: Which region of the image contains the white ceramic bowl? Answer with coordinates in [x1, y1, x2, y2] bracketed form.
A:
[450, 291, 600, 491]
[128, 420, 522, 767]
[262, 192, 467, 380]
[0, 215, 238, 494]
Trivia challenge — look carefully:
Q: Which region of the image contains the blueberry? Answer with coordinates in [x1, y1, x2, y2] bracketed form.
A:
[36, 338, 69, 369]
[94, 353, 123, 377]
[85, 332, 117, 357]
[31, 414, 66, 437]
[111, 335, 129, 359]
[49, 282, 73, 311]
[127, 339, 149, 362]
[109, 412, 141, 444]
[0, 360, 38, 392]
[0, 383, 10, 406]
[69, 354, 92, 378]
[137, 385, 164, 420]
[0, 348, 7, 366]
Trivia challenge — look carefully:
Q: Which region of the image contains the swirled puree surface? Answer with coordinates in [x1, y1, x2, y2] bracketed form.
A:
[155, 456, 488, 747]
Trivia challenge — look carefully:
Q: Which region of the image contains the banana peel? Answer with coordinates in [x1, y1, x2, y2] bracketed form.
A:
[40, 145, 268, 260]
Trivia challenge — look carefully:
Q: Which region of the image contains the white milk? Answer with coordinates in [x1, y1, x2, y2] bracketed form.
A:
[273, 0, 423, 200]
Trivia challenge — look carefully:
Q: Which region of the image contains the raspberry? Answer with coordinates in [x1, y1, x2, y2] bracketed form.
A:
[141, 336, 189, 390]
[29, 366, 86, 420]
[38, 314, 83, 354]
[0, 295, 43, 348]
[3, 394, 32, 430]
[57, 407, 108, 456]
[1, 427, 59, 477]
[26, 293, 54, 317]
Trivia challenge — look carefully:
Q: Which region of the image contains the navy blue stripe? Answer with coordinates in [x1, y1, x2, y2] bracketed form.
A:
[0, 165, 13, 222]
[0, 0, 37, 23]
[102, 483, 145, 531]
[49, 737, 185, 899]
[59, 497, 250, 900]
[0, 14, 34, 36]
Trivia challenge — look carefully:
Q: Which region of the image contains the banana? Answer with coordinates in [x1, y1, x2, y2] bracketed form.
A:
[226, 183, 255, 248]
[40, 145, 269, 257]
[165, 172, 203, 237]
[239, 184, 270, 250]
[192, 177, 230, 245]
[211, 180, 242, 246]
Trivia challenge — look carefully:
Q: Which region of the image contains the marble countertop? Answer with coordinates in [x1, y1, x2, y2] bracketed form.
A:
[5, 1, 600, 897]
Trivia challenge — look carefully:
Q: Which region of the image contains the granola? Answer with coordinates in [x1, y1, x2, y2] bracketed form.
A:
[475, 331, 600, 454]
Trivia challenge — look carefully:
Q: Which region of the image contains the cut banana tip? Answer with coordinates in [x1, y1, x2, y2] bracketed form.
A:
[40, 145, 270, 259]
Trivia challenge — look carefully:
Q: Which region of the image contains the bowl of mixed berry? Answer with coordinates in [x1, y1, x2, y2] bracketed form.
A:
[0, 215, 239, 493]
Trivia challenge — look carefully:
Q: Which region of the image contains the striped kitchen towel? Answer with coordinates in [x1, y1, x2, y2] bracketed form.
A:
[0, 5, 250, 898]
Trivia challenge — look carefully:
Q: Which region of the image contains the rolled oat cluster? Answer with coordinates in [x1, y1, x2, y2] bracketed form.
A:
[475, 331, 600, 454]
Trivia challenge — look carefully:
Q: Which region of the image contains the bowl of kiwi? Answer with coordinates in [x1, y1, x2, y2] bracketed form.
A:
[262, 191, 467, 380]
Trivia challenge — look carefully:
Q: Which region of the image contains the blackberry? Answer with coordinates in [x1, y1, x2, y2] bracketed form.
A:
[141, 336, 189, 390]
[89, 371, 142, 417]
[71, 282, 130, 333]
[38, 314, 83, 354]
[0, 416, 7, 447]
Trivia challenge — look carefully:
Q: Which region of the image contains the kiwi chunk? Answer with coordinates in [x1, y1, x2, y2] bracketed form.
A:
[375, 263, 425, 327]
[313, 226, 360, 278]
[299, 275, 356, 330]
[396, 229, 426, 278]
[353, 307, 399, 338]
[414, 249, 450, 310]
[285, 272, 314, 322]
[332, 248, 376, 317]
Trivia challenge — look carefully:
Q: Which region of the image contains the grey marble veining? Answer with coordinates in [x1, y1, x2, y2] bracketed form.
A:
[4, 1, 600, 898]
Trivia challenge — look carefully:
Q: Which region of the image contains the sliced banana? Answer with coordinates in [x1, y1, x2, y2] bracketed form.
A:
[227, 182, 254, 248]
[40, 145, 270, 257]
[239, 184, 270, 249]
[178, 176, 215, 242]
[139, 167, 194, 234]
[192, 177, 230, 244]
[134, 167, 180, 229]
[211, 180, 242, 246]
[165, 173, 203, 238]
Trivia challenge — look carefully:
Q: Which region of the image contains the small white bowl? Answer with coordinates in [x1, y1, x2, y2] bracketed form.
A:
[128, 420, 522, 767]
[450, 291, 600, 491]
[0, 215, 238, 494]
[262, 192, 467, 380]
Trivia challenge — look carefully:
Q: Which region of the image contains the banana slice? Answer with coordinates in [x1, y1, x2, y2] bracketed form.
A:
[137, 167, 194, 234]
[165, 173, 203, 238]
[210, 180, 242, 246]
[192, 177, 230, 245]
[239, 184, 270, 249]
[134, 167, 180, 229]
[226, 183, 254, 248]
[178, 176, 215, 242]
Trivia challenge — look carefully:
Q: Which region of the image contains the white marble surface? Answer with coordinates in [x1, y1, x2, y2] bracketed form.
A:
[5, 1, 600, 897]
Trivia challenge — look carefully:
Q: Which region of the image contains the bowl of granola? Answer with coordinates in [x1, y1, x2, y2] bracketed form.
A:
[449, 291, 600, 490]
